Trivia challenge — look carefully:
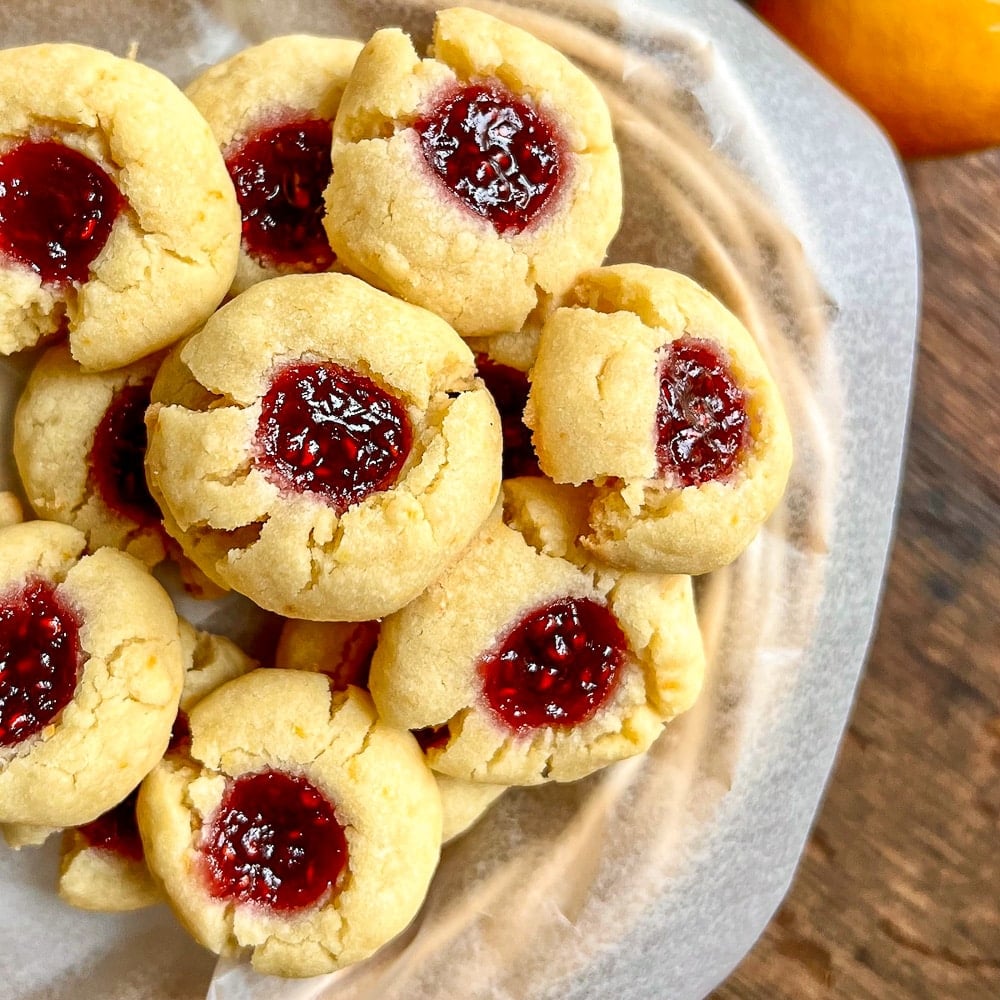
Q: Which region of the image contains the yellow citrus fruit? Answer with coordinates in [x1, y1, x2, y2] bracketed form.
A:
[754, 0, 1000, 157]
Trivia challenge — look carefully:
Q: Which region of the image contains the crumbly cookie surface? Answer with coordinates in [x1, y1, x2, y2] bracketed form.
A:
[138, 671, 442, 978]
[525, 264, 794, 574]
[186, 35, 362, 294]
[0, 520, 183, 827]
[145, 271, 502, 620]
[323, 7, 622, 338]
[14, 344, 167, 566]
[369, 479, 705, 785]
[56, 618, 258, 912]
[275, 616, 505, 842]
[0, 43, 240, 370]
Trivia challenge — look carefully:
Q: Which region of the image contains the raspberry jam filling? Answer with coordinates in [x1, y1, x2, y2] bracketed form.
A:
[478, 596, 626, 733]
[256, 361, 412, 513]
[656, 337, 750, 487]
[416, 83, 563, 234]
[78, 787, 144, 862]
[199, 769, 347, 913]
[89, 380, 160, 525]
[226, 118, 335, 271]
[0, 140, 124, 286]
[475, 354, 539, 478]
[0, 578, 83, 748]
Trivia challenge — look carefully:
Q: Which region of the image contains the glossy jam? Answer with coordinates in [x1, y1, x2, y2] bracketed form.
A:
[78, 787, 144, 862]
[199, 769, 347, 913]
[416, 83, 562, 234]
[475, 354, 539, 478]
[256, 361, 412, 513]
[226, 118, 335, 271]
[89, 380, 159, 525]
[0, 578, 83, 748]
[655, 337, 750, 487]
[0, 140, 123, 286]
[478, 596, 626, 733]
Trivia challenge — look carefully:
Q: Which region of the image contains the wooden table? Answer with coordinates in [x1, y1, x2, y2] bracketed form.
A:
[712, 148, 1000, 999]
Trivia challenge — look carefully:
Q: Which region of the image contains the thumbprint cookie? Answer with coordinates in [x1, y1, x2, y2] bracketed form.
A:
[0, 43, 240, 369]
[323, 7, 622, 337]
[525, 264, 793, 574]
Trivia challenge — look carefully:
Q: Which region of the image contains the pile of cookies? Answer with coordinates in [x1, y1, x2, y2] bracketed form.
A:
[0, 7, 792, 980]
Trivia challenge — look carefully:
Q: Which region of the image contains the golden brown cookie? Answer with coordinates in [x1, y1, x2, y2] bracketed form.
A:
[323, 7, 622, 338]
[369, 478, 705, 786]
[14, 344, 167, 567]
[56, 619, 258, 912]
[0, 521, 183, 828]
[525, 264, 793, 574]
[186, 35, 362, 294]
[145, 272, 503, 620]
[138, 670, 442, 978]
[0, 43, 240, 370]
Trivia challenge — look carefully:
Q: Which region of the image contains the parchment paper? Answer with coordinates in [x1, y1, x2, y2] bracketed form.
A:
[0, 1, 919, 998]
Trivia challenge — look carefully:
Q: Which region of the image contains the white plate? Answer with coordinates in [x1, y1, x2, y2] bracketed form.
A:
[0, 2, 918, 998]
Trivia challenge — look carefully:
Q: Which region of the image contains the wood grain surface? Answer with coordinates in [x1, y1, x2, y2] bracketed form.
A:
[711, 148, 1000, 999]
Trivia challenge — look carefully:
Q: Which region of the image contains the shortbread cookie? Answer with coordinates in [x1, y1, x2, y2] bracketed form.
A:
[0, 520, 183, 828]
[145, 272, 503, 620]
[186, 35, 362, 295]
[525, 264, 793, 574]
[276, 617, 505, 842]
[0, 43, 240, 370]
[323, 7, 622, 338]
[369, 479, 705, 786]
[57, 619, 257, 912]
[138, 671, 442, 978]
[14, 344, 167, 567]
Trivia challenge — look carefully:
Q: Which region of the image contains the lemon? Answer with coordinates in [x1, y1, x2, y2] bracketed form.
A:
[754, 0, 1000, 157]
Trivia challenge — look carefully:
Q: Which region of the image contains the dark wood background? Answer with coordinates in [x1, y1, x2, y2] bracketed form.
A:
[711, 148, 1000, 999]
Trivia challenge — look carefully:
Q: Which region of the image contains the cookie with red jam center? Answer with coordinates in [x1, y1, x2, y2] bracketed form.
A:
[323, 7, 622, 338]
[144, 272, 502, 621]
[369, 479, 706, 786]
[138, 670, 441, 978]
[0, 520, 183, 829]
[0, 43, 239, 370]
[524, 264, 794, 575]
[185, 35, 362, 295]
[13, 345, 168, 568]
